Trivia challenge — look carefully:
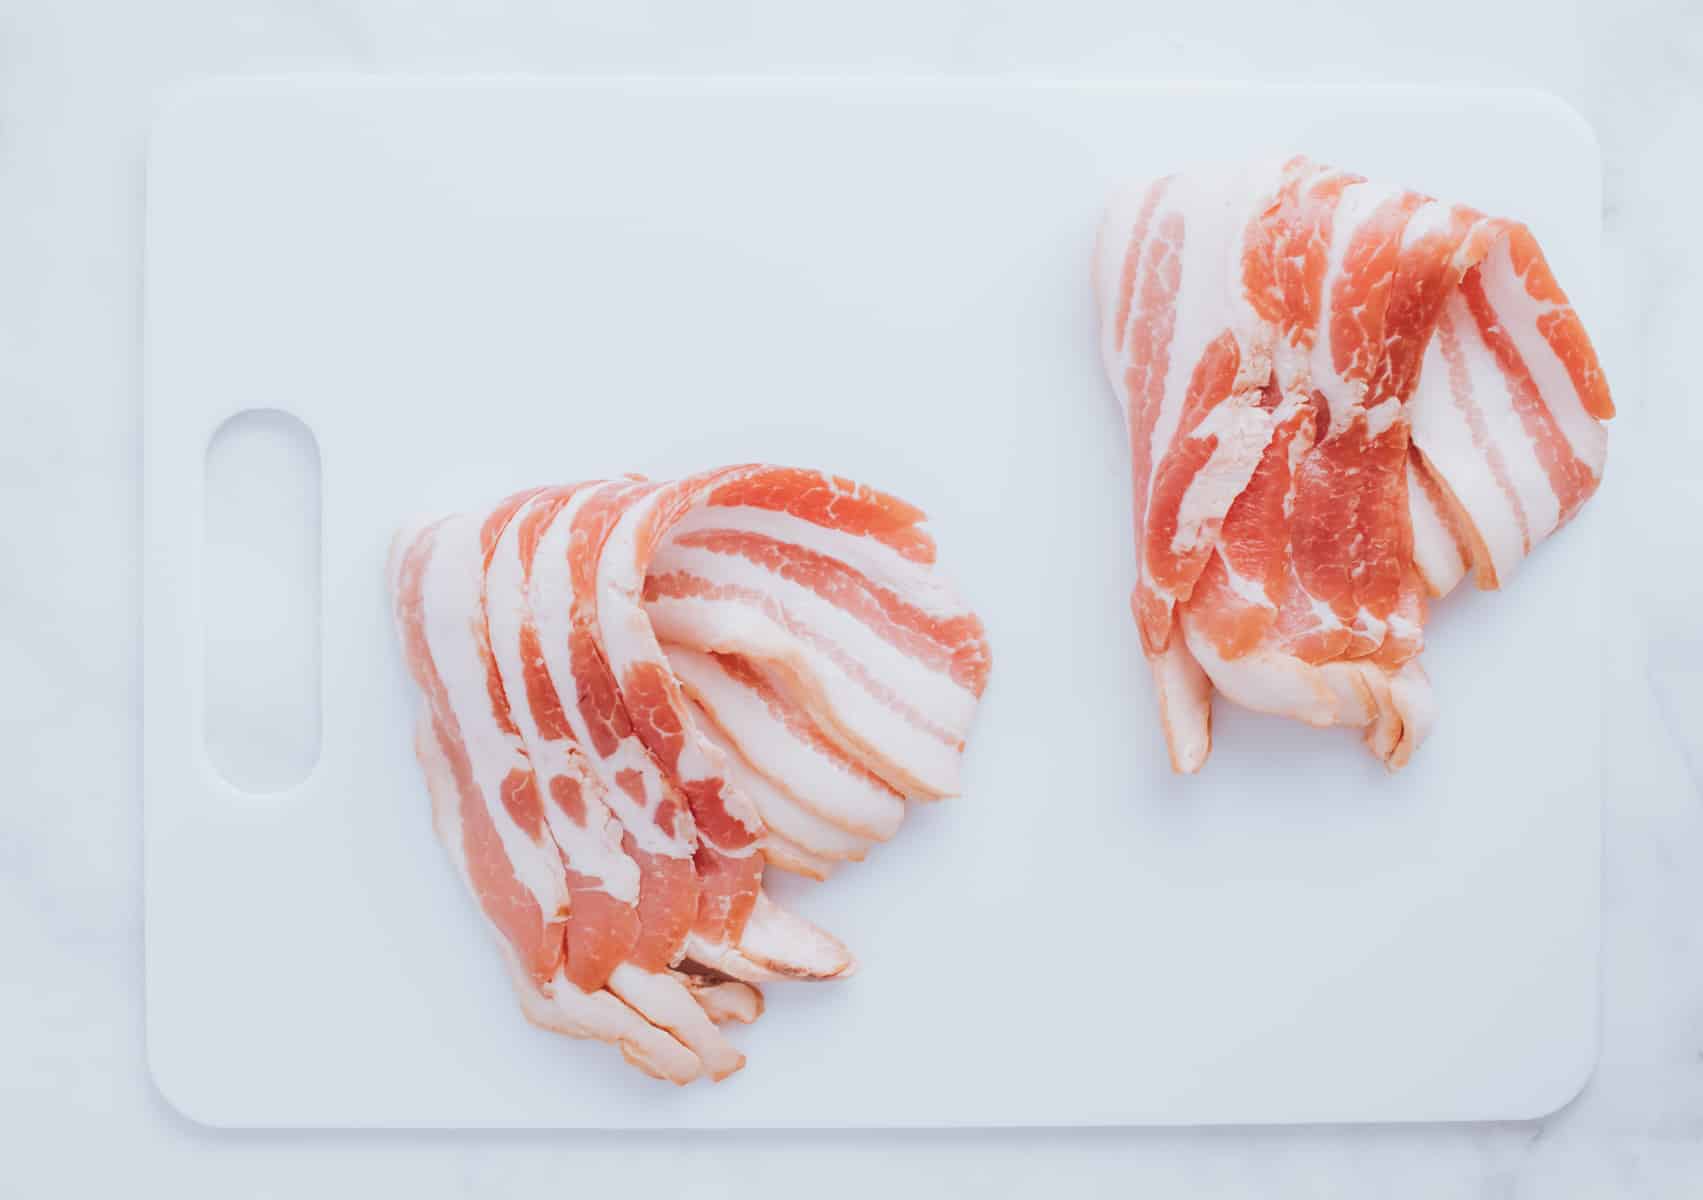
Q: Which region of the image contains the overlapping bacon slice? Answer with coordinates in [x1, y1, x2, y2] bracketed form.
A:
[1093, 157, 1612, 772]
[389, 465, 989, 1082]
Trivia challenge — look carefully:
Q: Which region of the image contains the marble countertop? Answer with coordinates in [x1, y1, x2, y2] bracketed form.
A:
[4, 1, 1699, 1194]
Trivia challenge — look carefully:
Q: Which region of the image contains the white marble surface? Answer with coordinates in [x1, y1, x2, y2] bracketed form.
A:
[3, 0, 1700, 1194]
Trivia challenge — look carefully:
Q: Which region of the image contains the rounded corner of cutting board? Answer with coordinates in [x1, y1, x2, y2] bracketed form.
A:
[145, 1027, 239, 1132]
[147, 79, 245, 162]
[1504, 87, 1602, 165]
[1503, 1017, 1603, 1124]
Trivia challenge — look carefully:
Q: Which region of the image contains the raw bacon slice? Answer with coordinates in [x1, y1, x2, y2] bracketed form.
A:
[484, 485, 641, 995]
[1407, 238, 1611, 590]
[1151, 638, 1213, 774]
[1095, 157, 1612, 771]
[390, 514, 571, 985]
[513, 481, 749, 1077]
[666, 645, 899, 848]
[390, 463, 989, 1082]
[686, 692, 875, 875]
[413, 716, 701, 1083]
[1407, 451, 1471, 599]
[642, 466, 990, 800]
[593, 468, 856, 983]
[679, 971, 765, 1025]
[391, 513, 710, 1083]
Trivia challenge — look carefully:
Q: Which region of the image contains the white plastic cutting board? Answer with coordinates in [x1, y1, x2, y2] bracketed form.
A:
[144, 79, 1604, 1128]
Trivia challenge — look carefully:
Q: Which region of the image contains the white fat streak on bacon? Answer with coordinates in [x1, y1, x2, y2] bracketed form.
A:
[518, 484, 754, 1073]
[605, 474, 862, 986]
[408, 515, 570, 923]
[687, 692, 873, 863]
[412, 716, 702, 1084]
[1385, 610, 1423, 644]
[649, 540, 978, 736]
[1218, 554, 1278, 609]
[602, 961, 744, 1080]
[1406, 459, 1469, 598]
[717, 891, 856, 982]
[1093, 178, 1157, 376]
[664, 644, 905, 842]
[679, 974, 765, 1026]
[1409, 339, 1522, 587]
[1093, 179, 1173, 609]
[1399, 197, 1458, 257]
[1180, 608, 1435, 770]
[1450, 292, 1564, 537]
[1182, 607, 1351, 728]
[1167, 397, 1282, 559]
[760, 832, 838, 882]
[527, 483, 696, 860]
[1409, 292, 1555, 586]
[1134, 178, 1201, 505]
[492, 490, 757, 1060]
[1151, 637, 1212, 773]
[595, 484, 764, 849]
[669, 504, 963, 620]
[415, 709, 467, 863]
[1476, 235, 1608, 474]
[645, 588, 961, 799]
[682, 921, 855, 985]
[486, 492, 640, 903]
[656, 497, 985, 798]
[1110, 167, 1282, 605]
[1363, 398, 1403, 439]
[511, 961, 702, 1084]
[1380, 661, 1435, 769]
[1350, 609, 1389, 650]
[1225, 159, 1297, 388]
[1304, 590, 1345, 636]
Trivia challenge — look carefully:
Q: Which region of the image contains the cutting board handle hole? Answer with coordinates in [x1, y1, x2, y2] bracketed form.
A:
[203, 409, 322, 793]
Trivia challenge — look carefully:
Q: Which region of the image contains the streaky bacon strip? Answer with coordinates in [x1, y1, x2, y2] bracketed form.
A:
[667, 528, 989, 694]
[390, 463, 988, 1081]
[391, 512, 709, 1084]
[549, 480, 702, 963]
[486, 485, 641, 995]
[518, 480, 748, 1077]
[391, 516, 567, 984]
[412, 716, 701, 1084]
[597, 467, 859, 983]
[1095, 156, 1612, 772]
[688, 690, 875, 870]
[703, 467, 938, 565]
[643, 469, 989, 800]
[667, 644, 901, 846]
[643, 571, 964, 773]
[1406, 449, 1471, 598]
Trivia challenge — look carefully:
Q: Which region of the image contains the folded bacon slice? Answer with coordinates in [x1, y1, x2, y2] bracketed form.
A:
[667, 646, 898, 850]
[642, 467, 990, 800]
[1095, 156, 1612, 772]
[390, 464, 989, 1082]
[593, 468, 861, 984]
[691, 704, 873, 878]
[412, 716, 702, 1082]
[506, 480, 749, 1077]
[390, 512, 710, 1084]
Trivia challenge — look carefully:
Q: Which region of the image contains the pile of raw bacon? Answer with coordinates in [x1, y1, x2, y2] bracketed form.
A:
[1095, 156, 1614, 772]
[391, 466, 990, 1083]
